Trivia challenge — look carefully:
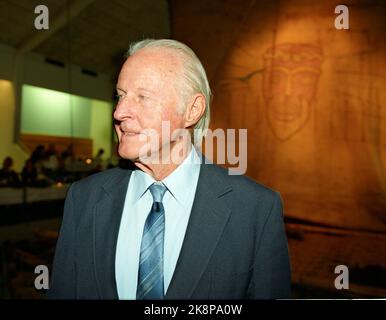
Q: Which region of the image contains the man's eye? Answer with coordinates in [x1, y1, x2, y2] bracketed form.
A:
[138, 94, 149, 101]
[116, 94, 124, 102]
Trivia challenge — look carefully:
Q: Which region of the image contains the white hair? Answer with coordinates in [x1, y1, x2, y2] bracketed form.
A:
[126, 39, 211, 146]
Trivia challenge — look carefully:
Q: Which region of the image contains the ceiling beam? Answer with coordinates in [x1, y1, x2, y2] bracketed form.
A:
[17, 0, 95, 54]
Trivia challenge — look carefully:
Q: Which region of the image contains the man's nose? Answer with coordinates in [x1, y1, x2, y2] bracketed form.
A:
[113, 98, 136, 121]
[284, 75, 292, 96]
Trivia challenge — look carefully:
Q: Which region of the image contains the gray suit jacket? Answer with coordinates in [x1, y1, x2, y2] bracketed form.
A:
[47, 162, 291, 299]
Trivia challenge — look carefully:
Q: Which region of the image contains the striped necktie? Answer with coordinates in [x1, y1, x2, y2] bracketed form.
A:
[136, 182, 167, 299]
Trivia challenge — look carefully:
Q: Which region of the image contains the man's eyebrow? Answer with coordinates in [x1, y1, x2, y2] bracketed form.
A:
[137, 87, 155, 94]
[116, 87, 126, 93]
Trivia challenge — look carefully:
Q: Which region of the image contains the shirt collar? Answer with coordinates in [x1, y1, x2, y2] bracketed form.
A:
[130, 168, 155, 203]
[162, 145, 201, 205]
[130, 145, 201, 205]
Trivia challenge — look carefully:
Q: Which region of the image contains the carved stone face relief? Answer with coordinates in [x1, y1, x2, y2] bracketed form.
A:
[263, 43, 323, 140]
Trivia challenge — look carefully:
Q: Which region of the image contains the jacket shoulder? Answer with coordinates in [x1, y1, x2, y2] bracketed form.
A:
[202, 163, 279, 201]
[206, 164, 278, 196]
[71, 167, 131, 191]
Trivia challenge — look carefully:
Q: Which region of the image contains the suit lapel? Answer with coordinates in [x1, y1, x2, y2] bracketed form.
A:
[93, 168, 132, 299]
[165, 163, 232, 299]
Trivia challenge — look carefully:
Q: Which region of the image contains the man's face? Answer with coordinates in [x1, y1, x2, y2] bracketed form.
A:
[114, 48, 186, 162]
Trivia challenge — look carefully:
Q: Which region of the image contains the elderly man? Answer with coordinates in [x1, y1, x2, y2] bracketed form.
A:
[47, 39, 291, 299]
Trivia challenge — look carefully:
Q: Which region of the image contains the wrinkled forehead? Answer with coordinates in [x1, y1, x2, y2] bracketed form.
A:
[121, 48, 184, 82]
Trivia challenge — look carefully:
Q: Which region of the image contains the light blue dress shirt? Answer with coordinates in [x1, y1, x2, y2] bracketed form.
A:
[115, 146, 201, 299]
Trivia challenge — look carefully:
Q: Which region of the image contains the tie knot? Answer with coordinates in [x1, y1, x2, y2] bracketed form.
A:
[149, 182, 167, 203]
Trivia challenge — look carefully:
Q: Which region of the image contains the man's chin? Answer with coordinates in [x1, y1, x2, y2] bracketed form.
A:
[117, 148, 139, 162]
[118, 147, 155, 164]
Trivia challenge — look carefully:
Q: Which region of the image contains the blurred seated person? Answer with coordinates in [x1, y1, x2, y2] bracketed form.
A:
[56, 146, 75, 182]
[0, 157, 21, 188]
[30, 144, 47, 176]
[22, 157, 52, 188]
[94, 148, 105, 166]
[61, 144, 78, 172]
[60, 144, 74, 161]
[21, 158, 38, 186]
[31, 145, 45, 166]
[64, 152, 79, 172]
[92, 148, 105, 172]
[87, 149, 107, 176]
[42, 144, 59, 179]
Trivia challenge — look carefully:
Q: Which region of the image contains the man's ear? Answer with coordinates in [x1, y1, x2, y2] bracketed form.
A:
[183, 93, 206, 129]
